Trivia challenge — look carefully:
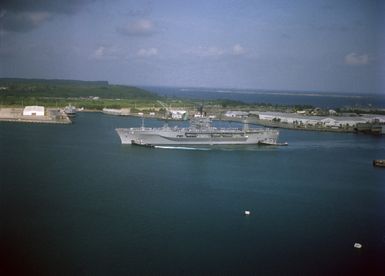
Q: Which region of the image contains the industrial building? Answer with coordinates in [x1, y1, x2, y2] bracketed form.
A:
[225, 111, 249, 118]
[170, 110, 188, 120]
[23, 106, 45, 116]
[256, 111, 383, 128]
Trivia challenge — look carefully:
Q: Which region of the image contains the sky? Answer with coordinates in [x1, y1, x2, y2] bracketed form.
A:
[0, 0, 384, 94]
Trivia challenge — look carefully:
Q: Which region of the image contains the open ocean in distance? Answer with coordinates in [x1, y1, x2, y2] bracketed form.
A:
[142, 86, 385, 109]
[1, 89, 385, 275]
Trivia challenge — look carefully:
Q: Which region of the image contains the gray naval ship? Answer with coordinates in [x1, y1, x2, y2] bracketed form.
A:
[116, 116, 281, 147]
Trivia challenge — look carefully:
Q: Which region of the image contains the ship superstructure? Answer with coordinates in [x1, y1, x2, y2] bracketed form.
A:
[116, 117, 280, 146]
[64, 104, 77, 117]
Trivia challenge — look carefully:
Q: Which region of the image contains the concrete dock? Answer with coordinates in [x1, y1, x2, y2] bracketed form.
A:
[0, 108, 72, 124]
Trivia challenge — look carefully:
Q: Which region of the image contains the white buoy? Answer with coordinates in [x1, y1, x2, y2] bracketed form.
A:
[354, 243, 362, 249]
[244, 210, 251, 215]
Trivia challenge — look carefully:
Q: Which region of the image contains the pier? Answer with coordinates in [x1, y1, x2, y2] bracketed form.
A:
[0, 108, 72, 124]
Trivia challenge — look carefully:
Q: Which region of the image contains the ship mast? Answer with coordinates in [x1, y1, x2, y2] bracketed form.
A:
[243, 118, 249, 131]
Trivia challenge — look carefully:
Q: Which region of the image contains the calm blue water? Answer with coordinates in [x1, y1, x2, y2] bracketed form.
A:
[1, 113, 385, 275]
[142, 86, 385, 109]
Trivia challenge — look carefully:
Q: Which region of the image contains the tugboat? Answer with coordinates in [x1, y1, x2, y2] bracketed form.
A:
[64, 104, 77, 117]
[131, 139, 155, 148]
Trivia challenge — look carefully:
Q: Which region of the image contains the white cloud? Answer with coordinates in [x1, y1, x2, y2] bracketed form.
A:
[90, 46, 158, 60]
[187, 46, 226, 57]
[92, 46, 106, 59]
[117, 19, 155, 36]
[206, 47, 226, 56]
[232, 44, 245, 56]
[344, 52, 369, 65]
[1, 0, 93, 33]
[92, 46, 105, 59]
[90, 46, 120, 60]
[137, 48, 158, 57]
[28, 11, 51, 25]
[187, 44, 247, 58]
[1, 10, 52, 32]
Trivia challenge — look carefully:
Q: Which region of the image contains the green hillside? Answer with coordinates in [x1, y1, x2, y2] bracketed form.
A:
[0, 78, 159, 110]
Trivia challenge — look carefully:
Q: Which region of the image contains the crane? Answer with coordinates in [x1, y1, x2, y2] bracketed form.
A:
[157, 100, 172, 119]
[157, 100, 189, 120]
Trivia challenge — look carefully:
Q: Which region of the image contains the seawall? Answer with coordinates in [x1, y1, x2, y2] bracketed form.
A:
[0, 108, 72, 124]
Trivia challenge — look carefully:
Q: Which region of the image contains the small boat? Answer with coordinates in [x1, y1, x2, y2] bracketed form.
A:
[64, 104, 77, 117]
[373, 160, 385, 167]
[131, 140, 155, 148]
[259, 141, 288, 146]
[354, 243, 362, 249]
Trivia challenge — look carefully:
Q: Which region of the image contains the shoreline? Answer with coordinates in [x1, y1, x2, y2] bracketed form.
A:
[227, 117, 356, 133]
[0, 117, 71, 124]
[102, 112, 384, 135]
[0, 108, 72, 124]
[2, 107, 384, 135]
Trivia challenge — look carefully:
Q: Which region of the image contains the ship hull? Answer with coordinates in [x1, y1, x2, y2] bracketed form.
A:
[116, 127, 279, 146]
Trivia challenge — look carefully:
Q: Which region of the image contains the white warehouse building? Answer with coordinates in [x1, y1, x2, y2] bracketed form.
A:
[225, 111, 249, 118]
[257, 111, 368, 127]
[170, 110, 187, 120]
[23, 106, 45, 116]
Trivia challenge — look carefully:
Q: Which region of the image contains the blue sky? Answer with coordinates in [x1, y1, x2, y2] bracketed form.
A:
[0, 0, 384, 93]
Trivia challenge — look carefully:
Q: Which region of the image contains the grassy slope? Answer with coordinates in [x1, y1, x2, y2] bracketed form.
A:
[0, 78, 160, 110]
[0, 78, 256, 111]
[4, 78, 378, 115]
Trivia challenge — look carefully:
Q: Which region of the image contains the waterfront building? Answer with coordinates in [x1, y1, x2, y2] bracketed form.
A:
[102, 108, 130, 116]
[225, 111, 249, 118]
[23, 106, 45, 116]
[257, 112, 370, 128]
[170, 110, 187, 120]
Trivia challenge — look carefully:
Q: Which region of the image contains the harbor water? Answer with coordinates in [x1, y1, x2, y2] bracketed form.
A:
[1, 112, 385, 275]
